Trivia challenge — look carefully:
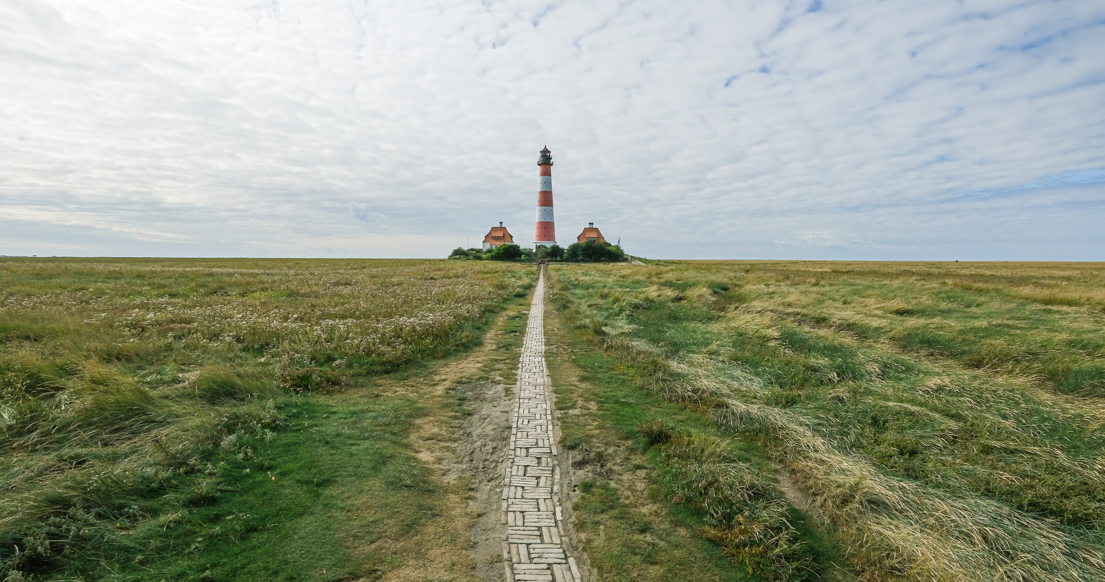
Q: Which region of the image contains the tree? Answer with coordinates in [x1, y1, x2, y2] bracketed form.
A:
[565, 240, 624, 262]
[488, 243, 523, 261]
[448, 247, 488, 260]
[546, 245, 565, 261]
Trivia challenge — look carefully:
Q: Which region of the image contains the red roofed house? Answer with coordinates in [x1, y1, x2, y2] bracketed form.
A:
[482, 222, 515, 250]
[576, 222, 606, 244]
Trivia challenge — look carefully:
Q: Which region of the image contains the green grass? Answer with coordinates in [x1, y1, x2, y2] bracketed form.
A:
[546, 300, 846, 582]
[495, 309, 530, 386]
[1, 394, 442, 581]
[148, 396, 435, 581]
[0, 257, 533, 581]
[547, 261, 1105, 582]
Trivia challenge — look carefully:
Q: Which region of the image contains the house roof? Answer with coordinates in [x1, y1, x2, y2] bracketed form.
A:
[576, 227, 605, 243]
[482, 226, 514, 244]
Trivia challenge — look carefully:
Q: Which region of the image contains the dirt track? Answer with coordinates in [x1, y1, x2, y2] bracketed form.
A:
[386, 271, 590, 581]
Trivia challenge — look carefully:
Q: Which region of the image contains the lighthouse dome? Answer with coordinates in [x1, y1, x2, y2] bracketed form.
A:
[538, 146, 553, 166]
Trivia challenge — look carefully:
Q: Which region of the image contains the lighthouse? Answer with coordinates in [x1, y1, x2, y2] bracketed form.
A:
[534, 146, 557, 248]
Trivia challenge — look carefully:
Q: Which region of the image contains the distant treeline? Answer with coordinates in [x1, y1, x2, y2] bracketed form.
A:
[449, 240, 626, 262]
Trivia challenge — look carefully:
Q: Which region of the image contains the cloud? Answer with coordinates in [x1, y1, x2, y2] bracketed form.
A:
[347, 202, 387, 223]
[772, 235, 876, 248]
[1, 0, 1103, 259]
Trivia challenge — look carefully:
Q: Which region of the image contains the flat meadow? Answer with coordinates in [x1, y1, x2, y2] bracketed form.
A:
[0, 258, 533, 581]
[5, 257, 1104, 582]
[548, 261, 1105, 582]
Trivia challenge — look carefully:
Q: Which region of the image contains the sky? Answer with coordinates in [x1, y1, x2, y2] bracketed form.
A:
[2, 0, 1103, 260]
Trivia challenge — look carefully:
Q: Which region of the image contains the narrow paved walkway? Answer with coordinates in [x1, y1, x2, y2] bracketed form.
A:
[500, 270, 582, 582]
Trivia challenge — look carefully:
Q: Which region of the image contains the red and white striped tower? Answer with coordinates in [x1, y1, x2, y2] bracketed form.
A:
[534, 146, 556, 248]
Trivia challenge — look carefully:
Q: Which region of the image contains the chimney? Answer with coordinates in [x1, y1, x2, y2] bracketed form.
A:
[589, 222, 594, 228]
[500, 222, 503, 227]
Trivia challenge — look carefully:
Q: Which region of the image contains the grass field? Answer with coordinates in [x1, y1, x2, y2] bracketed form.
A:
[547, 261, 1105, 582]
[5, 258, 1103, 581]
[0, 258, 533, 581]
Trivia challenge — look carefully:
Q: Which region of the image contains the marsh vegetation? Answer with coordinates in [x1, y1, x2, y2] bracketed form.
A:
[0, 258, 532, 581]
[5, 257, 1103, 581]
[548, 261, 1105, 581]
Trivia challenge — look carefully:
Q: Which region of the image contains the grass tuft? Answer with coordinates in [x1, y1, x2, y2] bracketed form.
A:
[193, 365, 282, 403]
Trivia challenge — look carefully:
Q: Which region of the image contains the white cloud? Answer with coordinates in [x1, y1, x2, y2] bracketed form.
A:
[1, 0, 1103, 259]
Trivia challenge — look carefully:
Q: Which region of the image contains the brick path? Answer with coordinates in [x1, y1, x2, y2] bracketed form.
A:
[500, 270, 582, 582]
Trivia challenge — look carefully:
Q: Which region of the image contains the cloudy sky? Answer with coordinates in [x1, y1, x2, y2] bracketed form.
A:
[2, 0, 1103, 260]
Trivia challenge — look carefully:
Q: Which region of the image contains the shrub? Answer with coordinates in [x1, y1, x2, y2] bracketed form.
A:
[564, 240, 625, 262]
[448, 247, 486, 260]
[536, 245, 565, 261]
[448, 247, 490, 260]
[488, 244, 523, 261]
